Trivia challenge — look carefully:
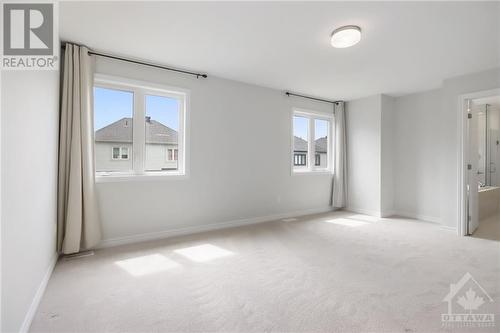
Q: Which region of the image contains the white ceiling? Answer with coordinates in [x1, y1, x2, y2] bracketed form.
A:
[59, 1, 500, 101]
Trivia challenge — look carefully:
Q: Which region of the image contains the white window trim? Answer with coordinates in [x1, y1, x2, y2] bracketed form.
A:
[94, 74, 190, 182]
[291, 108, 334, 175]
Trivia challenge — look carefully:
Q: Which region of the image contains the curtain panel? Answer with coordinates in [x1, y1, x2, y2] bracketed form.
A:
[57, 43, 101, 254]
[332, 101, 347, 208]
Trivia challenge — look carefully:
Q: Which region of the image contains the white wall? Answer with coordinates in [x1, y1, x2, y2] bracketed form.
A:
[95, 58, 334, 241]
[345, 94, 394, 217]
[1, 71, 59, 332]
[439, 68, 500, 228]
[392, 89, 443, 222]
[346, 95, 382, 216]
[390, 68, 500, 228]
[381, 95, 395, 217]
[95, 64, 500, 237]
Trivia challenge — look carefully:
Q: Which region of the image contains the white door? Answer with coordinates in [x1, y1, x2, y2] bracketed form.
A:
[468, 100, 480, 234]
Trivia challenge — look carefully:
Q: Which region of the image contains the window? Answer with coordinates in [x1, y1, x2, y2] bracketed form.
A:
[94, 75, 188, 178]
[112, 147, 129, 160]
[314, 118, 329, 169]
[293, 116, 309, 168]
[112, 147, 120, 160]
[94, 87, 133, 172]
[292, 109, 332, 173]
[167, 148, 178, 161]
[294, 153, 307, 166]
[144, 94, 181, 172]
[121, 147, 129, 159]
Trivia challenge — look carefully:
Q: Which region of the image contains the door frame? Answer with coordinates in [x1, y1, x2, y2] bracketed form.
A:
[458, 88, 500, 236]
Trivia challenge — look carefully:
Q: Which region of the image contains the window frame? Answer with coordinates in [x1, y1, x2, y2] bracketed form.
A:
[121, 147, 129, 160]
[291, 108, 333, 175]
[315, 153, 321, 166]
[94, 74, 190, 182]
[294, 153, 307, 166]
[166, 148, 178, 161]
[112, 147, 120, 160]
[111, 146, 129, 160]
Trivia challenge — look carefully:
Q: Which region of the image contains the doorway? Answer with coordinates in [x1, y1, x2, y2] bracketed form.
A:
[459, 89, 500, 240]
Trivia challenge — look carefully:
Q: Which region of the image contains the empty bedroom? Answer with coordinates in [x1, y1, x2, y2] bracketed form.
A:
[1, 1, 499, 332]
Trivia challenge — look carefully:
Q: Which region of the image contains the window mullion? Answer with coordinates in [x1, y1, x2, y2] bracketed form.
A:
[328, 120, 333, 171]
[177, 98, 185, 174]
[309, 116, 315, 171]
[133, 90, 145, 175]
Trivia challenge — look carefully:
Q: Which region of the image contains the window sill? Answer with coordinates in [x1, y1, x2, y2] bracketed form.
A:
[96, 172, 188, 183]
[292, 169, 333, 176]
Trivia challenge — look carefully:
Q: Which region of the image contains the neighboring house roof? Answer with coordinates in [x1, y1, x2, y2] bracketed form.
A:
[294, 136, 327, 153]
[294, 136, 308, 152]
[315, 137, 327, 153]
[95, 117, 178, 144]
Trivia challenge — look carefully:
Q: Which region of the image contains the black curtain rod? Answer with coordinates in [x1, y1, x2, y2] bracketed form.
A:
[285, 91, 342, 104]
[61, 43, 207, 79]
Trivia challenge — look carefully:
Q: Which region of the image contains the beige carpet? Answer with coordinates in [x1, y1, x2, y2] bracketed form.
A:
[31, 211, 500, 332]
[473, 212, 500, 241]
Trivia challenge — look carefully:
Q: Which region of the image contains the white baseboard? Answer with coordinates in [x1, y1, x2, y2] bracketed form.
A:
[438, 225, 458, 233]
[394, 211, 456, 232]
[391, 210, 442, 224]
[98, 206, 334, 249]
[380, 210, 396, 218]
[338, 207, 455, 232]
[19, 253, 58, 333]
[345, 206, 383, 218]
[349, 209, 457, 233]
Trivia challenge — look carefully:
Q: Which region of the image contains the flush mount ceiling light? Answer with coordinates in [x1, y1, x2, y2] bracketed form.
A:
[330, 25, 361, 48]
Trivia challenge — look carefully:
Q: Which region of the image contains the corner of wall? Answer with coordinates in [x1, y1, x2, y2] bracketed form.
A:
[1, 68, 60, 332]
[345, 94, 383, 217]
[19, 255, 58, 333]
[380, 94, 396, 216]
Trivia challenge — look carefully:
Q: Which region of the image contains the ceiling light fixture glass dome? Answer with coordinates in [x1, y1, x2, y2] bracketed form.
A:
[331, 25, 362, 48]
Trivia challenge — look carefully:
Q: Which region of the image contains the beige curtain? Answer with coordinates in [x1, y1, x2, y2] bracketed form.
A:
[57, 43, 101, 254]
[332, 101, 347, 208]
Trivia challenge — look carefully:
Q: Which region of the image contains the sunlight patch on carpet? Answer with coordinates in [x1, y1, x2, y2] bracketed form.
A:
[346, 214, 381, 222]
[324, 218, 369, 227]
[174, 244, 234, 262]
[115, 254, 179, 276]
